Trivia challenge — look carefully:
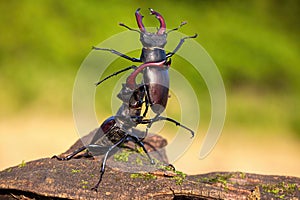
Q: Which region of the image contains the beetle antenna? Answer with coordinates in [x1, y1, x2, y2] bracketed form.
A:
[119, 23, 141, 34]
[167, 21, 187, 34]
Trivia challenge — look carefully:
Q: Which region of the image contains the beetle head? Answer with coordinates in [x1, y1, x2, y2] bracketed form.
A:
[135, 8, 167, 48]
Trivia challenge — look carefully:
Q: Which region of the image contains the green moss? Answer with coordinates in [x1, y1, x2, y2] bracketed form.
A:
[159, 165, 175, 172]
[261, 181, 298, 198]
[172, 170, 187, 185]
[114, 148, 162, 167]
[238, 172, 246, 179]
[113, 149, 132, 162]
[135, 156, 143, 166]
[198, 173, 234, 189]
[136, 146, 145, 154]
[130, 173, 157, 180]
[18, 160, 26, 168]
[81, 180, 89, 189]
[71, 169, 81, 173]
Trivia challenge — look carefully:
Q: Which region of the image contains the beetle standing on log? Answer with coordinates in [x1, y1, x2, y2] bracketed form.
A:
[53, 8, 197, 191]
[53, 82, 160, 191]
[53, 67, 193, 191]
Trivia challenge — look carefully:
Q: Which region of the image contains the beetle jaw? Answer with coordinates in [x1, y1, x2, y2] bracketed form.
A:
[149, 8, 166, 35]
[135, 8, 166, 35]
[135, 8, 146, 32]
[135, 8, 167, 48]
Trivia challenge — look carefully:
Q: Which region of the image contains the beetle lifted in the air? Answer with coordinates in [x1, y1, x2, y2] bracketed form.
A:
[93, 8, 197, 132]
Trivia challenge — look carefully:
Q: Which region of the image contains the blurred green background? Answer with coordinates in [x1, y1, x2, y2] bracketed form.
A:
[0, 0, 299, 176]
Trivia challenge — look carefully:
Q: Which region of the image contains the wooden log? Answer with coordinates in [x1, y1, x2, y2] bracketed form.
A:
[0, 131, 299, 199]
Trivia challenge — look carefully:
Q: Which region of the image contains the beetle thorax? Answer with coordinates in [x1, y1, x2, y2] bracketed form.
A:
[140, 32, 167, 48]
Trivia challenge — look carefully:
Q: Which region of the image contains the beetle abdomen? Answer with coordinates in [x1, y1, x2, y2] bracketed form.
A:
[144, 67, 169, 114]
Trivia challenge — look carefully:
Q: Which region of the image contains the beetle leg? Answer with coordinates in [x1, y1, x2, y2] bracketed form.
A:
[166, 34, 198, 58]
[129, 135, 155, 165]
[140, 115, 194, 138]
[119, 23, 141, 34]
[155, 116, 195, 138]
[142, 140, 168, 163]
[95, 65, 137, 86]
[137, 114, 158, 141]
[142, 84, 150, 118]
[51, 146, 87, 161]
[91, 135, 128, 192]
[92, 47, 142, 63]
[167, 21, 187, 34]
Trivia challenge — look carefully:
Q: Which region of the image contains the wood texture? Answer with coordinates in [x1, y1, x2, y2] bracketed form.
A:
[0, 131, 299, 200]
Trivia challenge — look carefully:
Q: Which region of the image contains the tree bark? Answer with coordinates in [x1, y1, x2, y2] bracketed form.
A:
[0, 131, 299, 200]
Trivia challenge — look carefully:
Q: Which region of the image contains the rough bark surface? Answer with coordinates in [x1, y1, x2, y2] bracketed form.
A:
[0, 131, 299, 200]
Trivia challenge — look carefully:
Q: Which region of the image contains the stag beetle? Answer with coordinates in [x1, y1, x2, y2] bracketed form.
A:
[53, 82, 150, 191]
[53, 8, 196, 191]
[94, 8, 197, 131]
[53, 71, 193, 191]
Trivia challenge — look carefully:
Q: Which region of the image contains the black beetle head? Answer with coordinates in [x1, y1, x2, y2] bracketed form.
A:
[135, 8, 167, 48]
